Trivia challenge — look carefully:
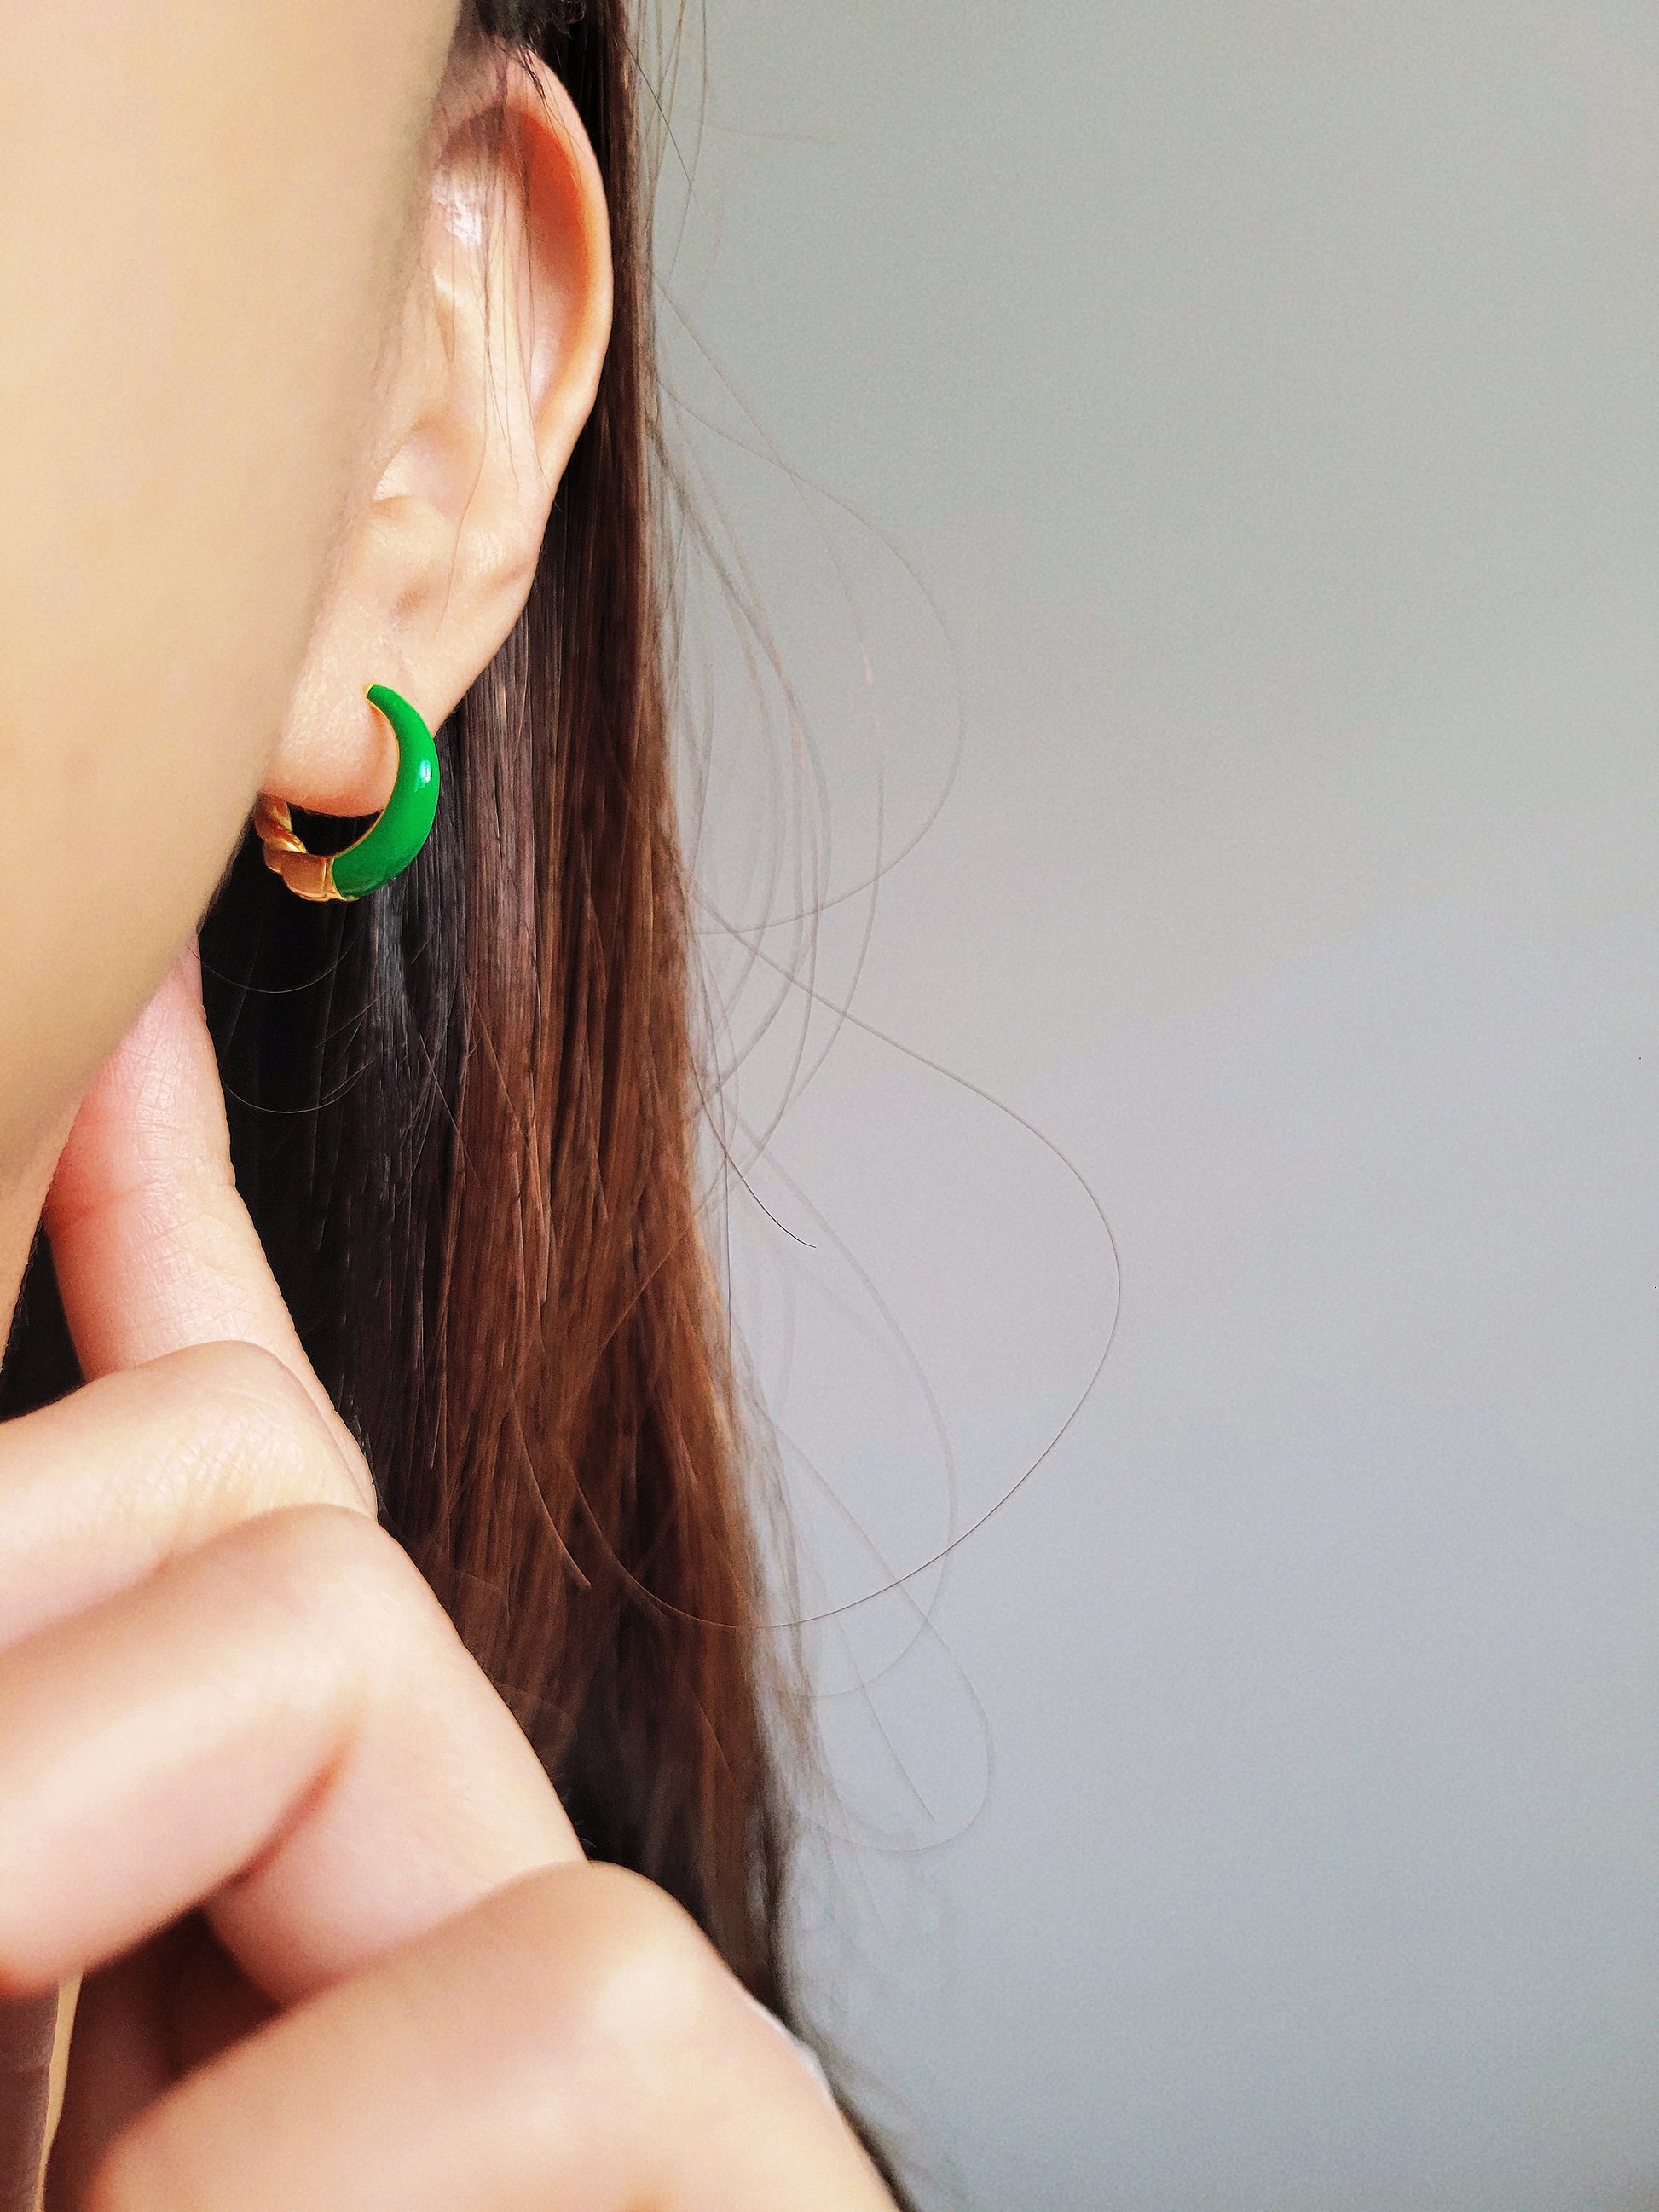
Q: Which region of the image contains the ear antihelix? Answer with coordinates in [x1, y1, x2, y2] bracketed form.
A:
[254, 685, 441, 903]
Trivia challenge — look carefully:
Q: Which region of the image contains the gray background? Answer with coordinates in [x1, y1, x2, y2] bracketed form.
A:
[656, 5, 1659, 2206]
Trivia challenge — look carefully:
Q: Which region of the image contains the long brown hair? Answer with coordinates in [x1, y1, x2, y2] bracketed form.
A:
[2, 0, 912, 2197]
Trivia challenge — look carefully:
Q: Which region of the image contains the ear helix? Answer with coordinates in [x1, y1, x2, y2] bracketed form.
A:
[254, 685, 441, 904]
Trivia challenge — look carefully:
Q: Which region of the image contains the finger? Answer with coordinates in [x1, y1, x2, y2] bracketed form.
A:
[0, 1504, 581, 2011]
[72, 1865, 892, 2212]
[41, 937, 373, 1505]
[42, 1919, 274, 2207]
[0, 1339, 370, 1654]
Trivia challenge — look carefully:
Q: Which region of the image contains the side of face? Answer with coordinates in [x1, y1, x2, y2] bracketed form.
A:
[0, 9, 610, 1278]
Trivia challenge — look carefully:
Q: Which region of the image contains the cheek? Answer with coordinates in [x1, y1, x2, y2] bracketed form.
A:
[0, 2, 460, 1180]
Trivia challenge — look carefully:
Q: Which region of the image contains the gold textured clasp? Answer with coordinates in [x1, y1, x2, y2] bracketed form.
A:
[253, 794, 342, 904]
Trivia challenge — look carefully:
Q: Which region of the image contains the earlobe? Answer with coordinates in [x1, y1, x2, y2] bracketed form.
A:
[256, 47, 613, 823]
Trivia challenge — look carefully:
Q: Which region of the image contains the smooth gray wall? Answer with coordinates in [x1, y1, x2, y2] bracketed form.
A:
[660, 6, 1659, 2207]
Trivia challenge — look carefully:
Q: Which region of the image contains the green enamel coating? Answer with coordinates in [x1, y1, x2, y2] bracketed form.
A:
[331, 685, 442, 900]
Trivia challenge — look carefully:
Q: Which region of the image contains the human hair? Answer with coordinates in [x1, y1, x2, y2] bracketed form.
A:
[1, 0, 912, 2198]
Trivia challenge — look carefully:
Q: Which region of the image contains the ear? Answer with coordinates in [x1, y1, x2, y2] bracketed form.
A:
[262, 45, 612, 817]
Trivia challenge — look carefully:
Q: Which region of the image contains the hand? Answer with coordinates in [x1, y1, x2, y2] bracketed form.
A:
[0, 941, 892, 2209]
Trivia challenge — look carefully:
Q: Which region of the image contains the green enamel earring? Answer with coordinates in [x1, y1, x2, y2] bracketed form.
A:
[255, 684, 440, 903]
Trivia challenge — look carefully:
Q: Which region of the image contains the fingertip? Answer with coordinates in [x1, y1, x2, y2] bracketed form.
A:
[78, 934, 211, 1128]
